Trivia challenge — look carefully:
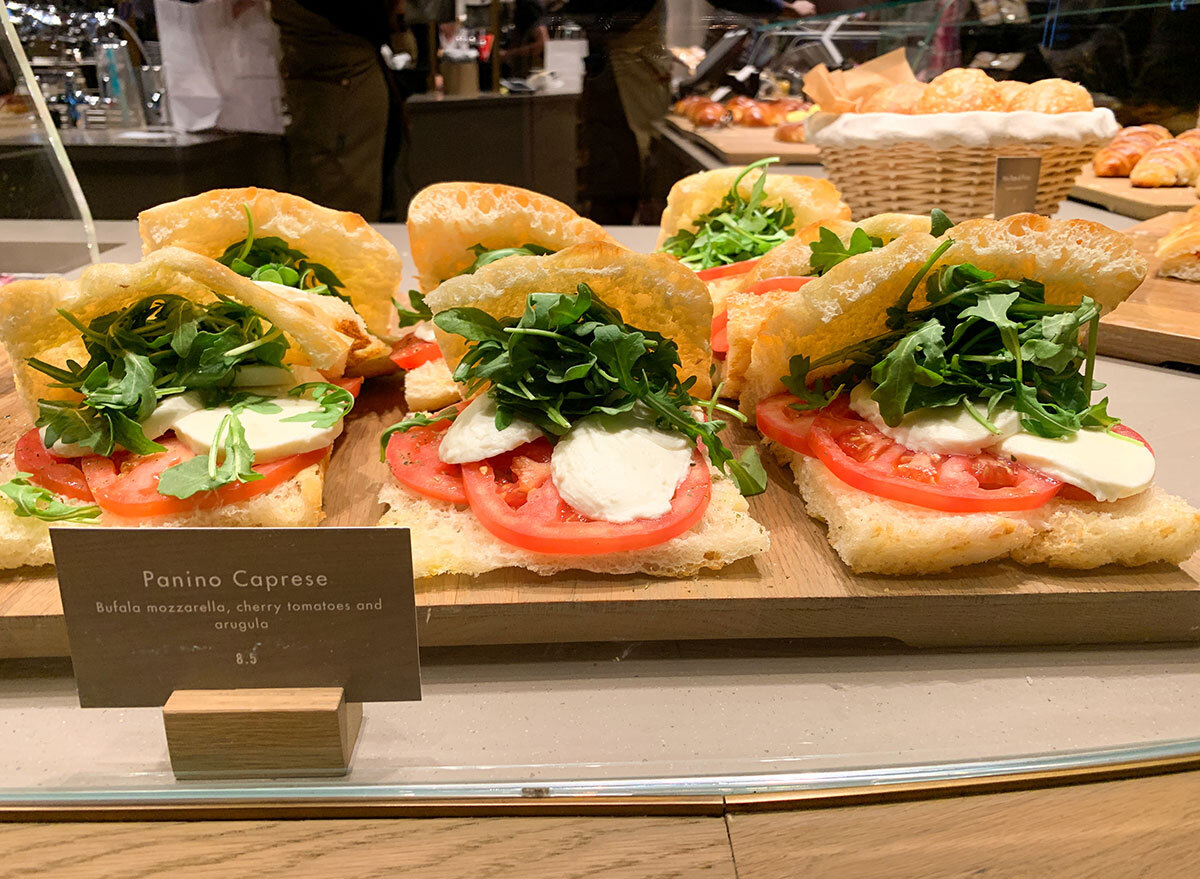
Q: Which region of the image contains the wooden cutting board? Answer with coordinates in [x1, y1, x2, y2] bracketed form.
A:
[1070, 168, 1198, 220]
[666, 116, 821, 165]
[1099, 212, 1200, 366]
[1, 355, 1198, 658]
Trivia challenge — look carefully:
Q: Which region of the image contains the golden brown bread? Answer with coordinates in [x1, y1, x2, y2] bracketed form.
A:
[740, 214, 1147, 415]
[426, 242, 715, 398]
[138, 188, 401, 344]
[406, 182, 619, 293]
[1092, 126, 1170, 176]
[995, 80, 1028, 109]
[0, 248, 354, 421]
[1155, 205, 1200, 282]
[774, 122, 807, 143]
[401, 357, 463, 411]
[859, 82, 927, 114]
[916, 68, 1005, 113]
[1130, 140, 1200, 187]
[1177, 128, 1200, 147]
[1006, 78, 1093, 113]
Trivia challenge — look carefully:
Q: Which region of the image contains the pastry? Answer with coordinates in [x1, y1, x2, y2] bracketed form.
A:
[995, 80, 1029, 109]
[860, 82, 927, 114]
[1130, 139, 1200, 187]
[1092, 126, 1169, 177]
[774, 122, 807, 143]
[1007, 78, 1093, 113]
[915, 68, 1006, 113]
[1156, 205, 1200, 281]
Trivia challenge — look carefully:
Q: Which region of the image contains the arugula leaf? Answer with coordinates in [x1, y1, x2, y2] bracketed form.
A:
[869, 319, 948, 426]
[396, 290, 433, 328]
[463, 243, 554, 275]
[379, 410, 458, 457]
[0, 473, 101, 523]
[28, 295, 291, 457]
[930, 208, 955, 238]
[431, 284, 766, 496]
[660, 157, 795, 271]
[157, 411, 262, 499]
[218, 203, 350, 303]
[281, 382, 355, 429]
[808, 225, 884, 276]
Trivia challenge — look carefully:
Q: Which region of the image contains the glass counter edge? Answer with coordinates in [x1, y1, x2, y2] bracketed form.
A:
[1, 735, 1197, 806]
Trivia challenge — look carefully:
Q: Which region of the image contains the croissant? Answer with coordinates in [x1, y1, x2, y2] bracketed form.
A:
[1093, 128, 1168, 177]
[1156, 205, 1200, 282]
[1177, 128, 1200, 147]
[1141, 124, 1172, 141]
[1130, 140, 1200, 187]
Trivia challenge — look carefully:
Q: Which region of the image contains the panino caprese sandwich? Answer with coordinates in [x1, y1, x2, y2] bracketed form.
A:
[138, 188, 400, 377]
[0, 247, 359, 569]
[718, 211, 935, 398]
[378, 242, 770, 578]
[741, 213, 1200, 574]
[401, 182, 621, 411]
[656, 158, 849, 313]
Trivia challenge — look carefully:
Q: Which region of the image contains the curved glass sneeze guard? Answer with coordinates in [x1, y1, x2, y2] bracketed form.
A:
[0, 7, 97, 277]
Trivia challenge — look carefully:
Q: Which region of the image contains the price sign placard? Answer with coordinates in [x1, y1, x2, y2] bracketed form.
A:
[993, 156, 1042, 219]
[51, 527, 420, 708]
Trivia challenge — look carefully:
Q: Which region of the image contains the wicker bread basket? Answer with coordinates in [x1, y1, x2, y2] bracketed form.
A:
[807, 110, 1118, 219]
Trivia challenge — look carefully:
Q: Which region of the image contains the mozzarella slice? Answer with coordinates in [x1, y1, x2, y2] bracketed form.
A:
[550, 412, 694, 523]
[850, 382, 1020, 455]
[172, 397, 342, 463]
[438, 394, 541, 464]
[997, 428, 1155, 502]
[43, 393, 205, 457]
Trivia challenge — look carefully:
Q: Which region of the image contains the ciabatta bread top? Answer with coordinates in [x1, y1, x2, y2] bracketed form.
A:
[406, 182, 620, 294]
[655, 167, 850, 249]
[741, 214, 1147, 414]
[138, 187, 403, 341]
[426, 242, 715, 398]
[0, 248, 354, 420]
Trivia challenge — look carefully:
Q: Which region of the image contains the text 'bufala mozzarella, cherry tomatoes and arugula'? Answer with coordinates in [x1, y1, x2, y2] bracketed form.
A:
[3, 293, 357, 522]
[756, 216, 1156, 514]
[381, 283, 767, 556]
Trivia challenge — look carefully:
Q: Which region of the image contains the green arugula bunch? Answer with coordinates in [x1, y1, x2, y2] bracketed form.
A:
[382, 284, 766, 495]
[806, 209, 953, 276]
[463, 243, 555, 275]
[218, 205, 349, 303]
[396, 290, 433, 328]
[784, 238, 1115, 439]
[0, 473, 101, 523]
[29, 295, 291, 457]
[660, 157, 795, 271]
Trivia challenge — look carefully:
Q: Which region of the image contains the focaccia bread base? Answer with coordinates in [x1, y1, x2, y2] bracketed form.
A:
[403, 358, 463, 411]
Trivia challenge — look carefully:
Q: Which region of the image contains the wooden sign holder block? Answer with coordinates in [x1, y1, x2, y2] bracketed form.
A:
[162, 687, 362, 779]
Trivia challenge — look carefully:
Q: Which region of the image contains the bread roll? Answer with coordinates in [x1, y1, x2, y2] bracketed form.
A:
[916, 68, 1005, 113]
[860, 82, 927, 114]
[774, 122, 806, 143]
[995, 80, 1028, 109]
[1007, 78, 1093, 113]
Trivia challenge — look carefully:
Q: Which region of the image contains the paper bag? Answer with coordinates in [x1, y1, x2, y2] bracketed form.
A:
[802, 48, 918, 113]
[154, 0, 286, 134]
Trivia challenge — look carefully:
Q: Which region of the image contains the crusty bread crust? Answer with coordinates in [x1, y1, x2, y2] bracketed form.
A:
[0, 461, 326, 571]
[1155, 206, 1200, 280]
[427, 242, 715, 398]
[379, 465, 769, 579]
[789, 452, 1200, 574]
[741, 214, 1148, 415]
[407, 182, 620, 293]
[402, 357, 463, 411]
[656, 167, 850, 249]
[138, 188, 403, 342]
[0, 249, 354, 420]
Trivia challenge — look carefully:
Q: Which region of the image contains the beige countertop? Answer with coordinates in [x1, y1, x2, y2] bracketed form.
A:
[0, 210, 1197, 802]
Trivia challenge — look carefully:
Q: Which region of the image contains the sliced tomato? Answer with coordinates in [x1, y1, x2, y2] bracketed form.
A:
[80, 435, 328, 518]
[15, 428, 94, 501]
[711, 276, 811, 355]
[1058, 424, 1154, 502]
[327, 375, 363, 398]
[809, 410, 1062, 513]
[461, 441, 712, 555]
[390, 336, 442, 371]
[384, 406, 467, 504]
[755, 393, 854, 458]
[696, 256, 761, 282]
[742, 275, 813, 297]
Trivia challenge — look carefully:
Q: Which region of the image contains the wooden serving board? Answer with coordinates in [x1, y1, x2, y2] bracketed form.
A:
[1099, 212, 1200, 366]
[665, 116, 821, 165]
[1070, 168, 1198, 220]
[1, 358, 1199, 658]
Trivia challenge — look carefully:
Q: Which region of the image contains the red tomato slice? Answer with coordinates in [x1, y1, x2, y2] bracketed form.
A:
[695, 256, 761, 282]
[327, 375, 363, 398]
[742, 275, 813, 297]
[461, 440, 712, 554]
[808, 410, 1062, 513]
[80, 435, 328, 518]
[390, 336, 442, 371]
[15, 428, 94, 501]
[1057, 423, 1154, 502]
[755, 393, 855, 458]
[384, 405, 467, 504]
[711, 310, 730, 356]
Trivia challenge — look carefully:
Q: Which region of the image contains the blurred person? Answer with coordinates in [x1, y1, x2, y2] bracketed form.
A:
[270, 0, 393, 220]
[559, 0, 816, 223]
[499, 0, 550, 79]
